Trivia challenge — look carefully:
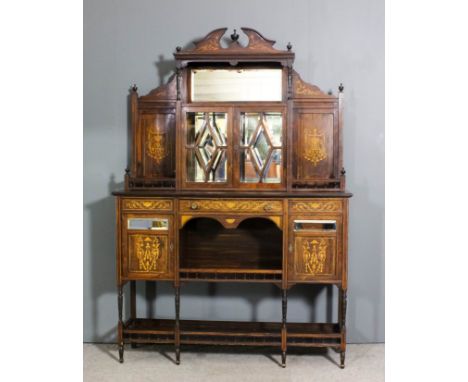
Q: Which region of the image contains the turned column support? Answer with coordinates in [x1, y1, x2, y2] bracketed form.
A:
[118, 285, 124, 363]
[339, 287, 347, 369]
[281, 289, 288, 368]
[175, 285, 181, 365]
[130, 281, 137, 348]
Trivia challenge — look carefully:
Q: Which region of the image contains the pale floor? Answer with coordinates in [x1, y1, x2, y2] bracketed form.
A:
[84, 343, 384, 382]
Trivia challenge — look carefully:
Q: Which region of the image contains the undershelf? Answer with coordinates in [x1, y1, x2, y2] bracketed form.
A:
[179, 268, 282, 282]
[123, 319, 341, 347]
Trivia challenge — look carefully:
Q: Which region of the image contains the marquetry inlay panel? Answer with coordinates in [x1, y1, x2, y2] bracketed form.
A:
[128, 234, 168, 274]
[179, 199, 283, 213]
[123, 199, 173, 211]
[290, 200, 342, 213]
[294, 236, 336, 277]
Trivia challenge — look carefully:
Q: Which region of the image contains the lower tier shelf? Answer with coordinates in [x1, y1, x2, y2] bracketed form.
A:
[123, 319, 342, 347]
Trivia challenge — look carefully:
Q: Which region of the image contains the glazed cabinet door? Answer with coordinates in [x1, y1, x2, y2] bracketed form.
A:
[288, 216, 342, 283]
[234, 107, 286, 189]
[121, 213, 174, 280]
[181, 107, 232, 188]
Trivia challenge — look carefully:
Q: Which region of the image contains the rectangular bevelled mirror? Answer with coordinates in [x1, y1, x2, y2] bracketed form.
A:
[191, 69, 282, 102]
[128, 218, 169, 230]
[294, 220, 337, 231]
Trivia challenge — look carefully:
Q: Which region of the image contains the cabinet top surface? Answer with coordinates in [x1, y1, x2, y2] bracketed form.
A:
[112, 190, 352, 198]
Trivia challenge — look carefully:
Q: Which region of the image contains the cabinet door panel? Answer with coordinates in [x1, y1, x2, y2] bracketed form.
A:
[298, 113, 334, 179]
[288, 216, 342, 283]
[292, 106, 340, 189]
[127, 233, 169, 274]
[122, 214, 173, 280]
[182, 108, 232, 188]
[293, 235, 336, 277]
[139, 111, 176, 180]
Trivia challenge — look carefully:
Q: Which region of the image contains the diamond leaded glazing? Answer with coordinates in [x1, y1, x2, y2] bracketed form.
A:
[241, 113, 282, 183]
[187, 112, 228, 182]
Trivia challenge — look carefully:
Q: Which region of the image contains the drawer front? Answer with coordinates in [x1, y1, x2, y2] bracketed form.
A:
[122, 198, 173, 212]
[179, 199, 283, 214]
[290, 199, 342, 213]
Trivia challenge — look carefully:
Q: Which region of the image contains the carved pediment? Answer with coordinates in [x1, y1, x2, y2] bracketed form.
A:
[174, 27, 294, 62]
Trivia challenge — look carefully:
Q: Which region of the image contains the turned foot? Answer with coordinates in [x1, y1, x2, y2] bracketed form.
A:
[281, 351, 286, 368]
[340, 351, 345, 369]
[119, 344, 124, 363]
[176, 347, 180, 365]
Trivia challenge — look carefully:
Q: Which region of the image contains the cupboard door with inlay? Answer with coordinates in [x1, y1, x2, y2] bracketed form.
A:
[122, 214, 174, 280]
[292, 106, 341, 189]
[288, 216, 342, 283]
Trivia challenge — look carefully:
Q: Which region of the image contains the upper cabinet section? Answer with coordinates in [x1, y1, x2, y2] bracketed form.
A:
[125, 28, 346, 191]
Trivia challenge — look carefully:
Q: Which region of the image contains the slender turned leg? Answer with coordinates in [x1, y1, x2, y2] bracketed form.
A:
[339, 288, 347, 369]
[118, 285, 124, 363]
[175, 285, 181, 365]
[281, 289, 287, 368]
[130, 281, 137, 349]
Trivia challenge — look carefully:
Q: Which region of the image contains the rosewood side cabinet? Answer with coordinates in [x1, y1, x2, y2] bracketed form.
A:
[112, 28, 352, 368]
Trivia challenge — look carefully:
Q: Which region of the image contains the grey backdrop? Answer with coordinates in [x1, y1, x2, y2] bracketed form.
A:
[84, 0, 384, 343]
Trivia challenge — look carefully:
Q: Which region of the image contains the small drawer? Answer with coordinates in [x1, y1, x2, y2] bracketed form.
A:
[179, 199, 283, 213]
[290, 199, 342, 213]
[122, 198, 173, 211]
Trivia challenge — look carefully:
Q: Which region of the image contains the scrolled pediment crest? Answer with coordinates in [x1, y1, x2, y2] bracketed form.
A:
[176, 27, 291, 55]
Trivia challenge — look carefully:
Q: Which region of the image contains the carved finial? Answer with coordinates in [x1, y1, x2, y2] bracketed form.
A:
[339, 83, 344, 92]
[131, 84, 138, 92]
[287, 42, 292, 51]
[341, 167, 346, 176]
[176, 46, 182, 52]
[230, 29, 239, 41]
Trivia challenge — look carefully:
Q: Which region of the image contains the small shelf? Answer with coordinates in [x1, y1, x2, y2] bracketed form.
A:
[123, 319, 341, 347]
[179, 268, 282, 282]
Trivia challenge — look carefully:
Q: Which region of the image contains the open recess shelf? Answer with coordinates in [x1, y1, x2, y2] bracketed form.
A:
[180, 217, 283, 276]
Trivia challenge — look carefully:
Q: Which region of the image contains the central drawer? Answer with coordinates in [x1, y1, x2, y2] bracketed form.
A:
[179, 199, 283, 214]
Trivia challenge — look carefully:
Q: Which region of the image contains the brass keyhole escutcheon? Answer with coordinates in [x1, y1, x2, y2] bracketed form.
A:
[190, 202, 199, 210]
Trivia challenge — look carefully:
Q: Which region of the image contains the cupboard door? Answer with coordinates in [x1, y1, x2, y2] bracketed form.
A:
[239, 112, 282, 184]
[137, 110, 176, 181]
[182, 109, 232, 188]
[292, 107, 340, 188]
[122, 214, 173, 280]
[289, 217, 341, 282]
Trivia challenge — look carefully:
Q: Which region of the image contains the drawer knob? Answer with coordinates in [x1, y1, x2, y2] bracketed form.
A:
[263, 204, 273, 211]
[190, 202, 199, 210]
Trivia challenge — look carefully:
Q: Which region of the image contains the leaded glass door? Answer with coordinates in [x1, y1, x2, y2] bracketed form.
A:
[183, 108, 232, 188]
[235, 108, 285, 188]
